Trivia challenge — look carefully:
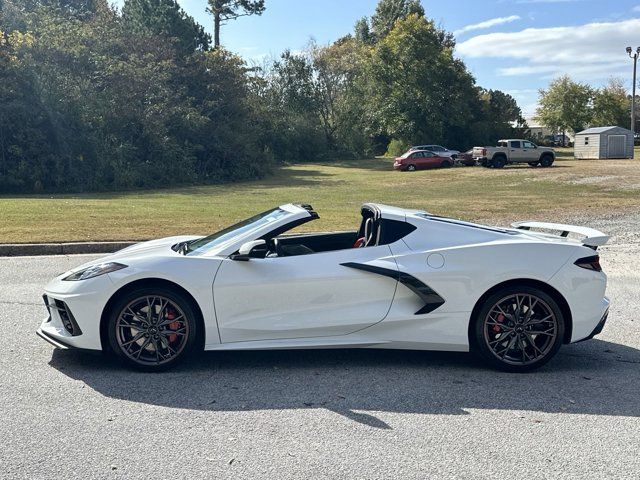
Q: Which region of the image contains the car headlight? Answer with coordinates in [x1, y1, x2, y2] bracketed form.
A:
[63, 262, 128, 281]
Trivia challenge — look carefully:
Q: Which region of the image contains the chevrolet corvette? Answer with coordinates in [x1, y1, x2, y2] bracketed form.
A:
[38, 204, 610, 372]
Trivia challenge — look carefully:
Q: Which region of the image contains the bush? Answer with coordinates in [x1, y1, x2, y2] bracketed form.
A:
[384, 139, 410, 157]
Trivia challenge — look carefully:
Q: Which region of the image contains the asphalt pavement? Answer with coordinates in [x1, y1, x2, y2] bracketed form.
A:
[1, 214, 639, 479]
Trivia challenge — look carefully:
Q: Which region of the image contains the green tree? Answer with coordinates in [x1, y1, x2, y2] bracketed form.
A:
[472, 89, 524, 144]
[0, 2, 269, 192]
[592, 78, 630, 127]
[362, 14, 478, 148]
[370, 0, 424, 39]
[354, 17, 374, 44]
[206, 0, 265, 48]
[536, 75, 593, 136]
[122, 0, 211, 54]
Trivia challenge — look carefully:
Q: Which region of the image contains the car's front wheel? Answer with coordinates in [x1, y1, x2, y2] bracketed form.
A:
[107, 286, 200, 371]
[406, 164, 416, 171]
[472, 286, 565, 372]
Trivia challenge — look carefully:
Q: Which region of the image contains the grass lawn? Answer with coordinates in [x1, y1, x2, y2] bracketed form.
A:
[1, 148, 639, 243]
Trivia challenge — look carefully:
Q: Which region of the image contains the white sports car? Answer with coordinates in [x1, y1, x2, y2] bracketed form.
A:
[38, 204, 610, 372]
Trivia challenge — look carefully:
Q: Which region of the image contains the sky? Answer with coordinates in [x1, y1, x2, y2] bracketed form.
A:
[112, 0, 640, 119]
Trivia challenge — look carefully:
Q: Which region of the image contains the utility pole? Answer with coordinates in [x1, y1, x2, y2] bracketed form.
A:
[627, 46, 640, 136]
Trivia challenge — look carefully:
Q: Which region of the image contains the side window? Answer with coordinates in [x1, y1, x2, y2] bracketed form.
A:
[584, 137, 589, 145]
[523, 141, 535, 149]
[434, 146, 444, 152]
[378, 219, 417, 245]
[510, 141, 521, 148]
[411, 152, 423, 158]
[424, 151, 435, 157]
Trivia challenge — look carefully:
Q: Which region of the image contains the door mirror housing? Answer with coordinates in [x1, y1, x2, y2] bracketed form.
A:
[231, 239, 267, 261]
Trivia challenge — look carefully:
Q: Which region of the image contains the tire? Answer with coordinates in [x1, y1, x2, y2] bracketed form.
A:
[107, 286, 200, 371]
[528, 162, 539, 167]
[406, 164, 416, 171]
[539, 155, 554, 167]
[472, 285, 565, 372]
[441, 160, 452, 168]
[491, 156, 506, 169]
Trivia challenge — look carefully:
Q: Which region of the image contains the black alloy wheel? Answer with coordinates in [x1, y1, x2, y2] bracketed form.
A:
[107, 287, 199, 371]
[473, 286, 565, 372]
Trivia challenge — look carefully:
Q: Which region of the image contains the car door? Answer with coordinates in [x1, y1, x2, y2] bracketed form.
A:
[409, 151, 424, 169]
[213, 245, 399, 343]
[422, 151, 440, 168]
[431, 146, 446, 156]
[522, 141, 537, 161]
[508, 140, 525, 161]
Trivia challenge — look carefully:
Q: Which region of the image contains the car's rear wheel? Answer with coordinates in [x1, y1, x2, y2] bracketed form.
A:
[107, 286, 199, 371]
[491, 156, 506, 168]
[539, 155, 554, 167]
[406, 164, 416, 171]
[441, 160, 452, 168]
[472, 286, 565, 372]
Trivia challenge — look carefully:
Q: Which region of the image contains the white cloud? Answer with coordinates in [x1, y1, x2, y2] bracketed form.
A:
[457, 19, 640, 81]
[454, 15, 521, 35]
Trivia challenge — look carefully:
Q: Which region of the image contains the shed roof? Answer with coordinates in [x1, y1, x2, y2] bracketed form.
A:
[576, 126, 632, 135]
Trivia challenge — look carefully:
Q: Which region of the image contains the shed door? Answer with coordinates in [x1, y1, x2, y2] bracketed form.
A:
[607, 135, 626, 158]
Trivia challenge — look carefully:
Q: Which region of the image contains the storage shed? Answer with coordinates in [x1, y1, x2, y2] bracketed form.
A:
[574, 126, 634, 159]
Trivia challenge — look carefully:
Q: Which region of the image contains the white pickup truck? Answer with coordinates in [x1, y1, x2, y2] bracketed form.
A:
[473, 139, 555, 168]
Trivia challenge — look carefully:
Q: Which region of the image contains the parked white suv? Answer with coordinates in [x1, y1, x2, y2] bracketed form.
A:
[409, 144, 460, 159]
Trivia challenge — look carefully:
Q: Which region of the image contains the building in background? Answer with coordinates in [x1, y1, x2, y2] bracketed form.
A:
[573, 126, 634, 159]
[524, 117, 572, 146]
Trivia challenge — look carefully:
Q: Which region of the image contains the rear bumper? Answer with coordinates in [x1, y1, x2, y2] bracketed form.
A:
[577, 305, 609, 342]
[571, 296, 610, 343]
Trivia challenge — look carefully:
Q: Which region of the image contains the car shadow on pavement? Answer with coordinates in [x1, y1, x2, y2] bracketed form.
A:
[49, 338, 640, 429]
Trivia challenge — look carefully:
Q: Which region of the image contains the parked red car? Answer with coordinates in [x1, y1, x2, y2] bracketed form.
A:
[393, 150, 453, 171]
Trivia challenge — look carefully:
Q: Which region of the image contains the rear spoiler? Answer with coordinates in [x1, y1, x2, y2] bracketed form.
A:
[511, 221, 609, 247]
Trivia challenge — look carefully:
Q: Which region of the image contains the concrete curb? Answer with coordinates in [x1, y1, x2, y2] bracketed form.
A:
[0, 241, 139, 257]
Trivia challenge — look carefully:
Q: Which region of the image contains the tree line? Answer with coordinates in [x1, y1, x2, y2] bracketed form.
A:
[536, 75, 636, 137]
[0, 0, 525, 193]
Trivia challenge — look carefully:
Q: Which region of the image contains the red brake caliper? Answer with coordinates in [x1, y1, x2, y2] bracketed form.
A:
[165, 308, 179, 343]
[493, 313, 505, 333]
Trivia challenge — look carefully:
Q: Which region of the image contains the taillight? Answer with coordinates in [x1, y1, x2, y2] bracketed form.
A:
[574, 255, 602, 272]
[482, 148, 487, 156]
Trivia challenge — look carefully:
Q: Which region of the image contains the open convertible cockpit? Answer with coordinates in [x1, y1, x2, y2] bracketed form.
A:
[252, 204, 416, 258]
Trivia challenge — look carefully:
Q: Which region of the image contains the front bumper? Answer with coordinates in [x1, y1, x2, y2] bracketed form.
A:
[36, 327, 72, 350]
[36, 274, 114, 351]
[393, 161, 403, 170]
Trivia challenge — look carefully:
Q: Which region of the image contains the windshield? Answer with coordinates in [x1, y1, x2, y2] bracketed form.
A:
[185, 208, 290, 255]
[400, 151, 413, 158]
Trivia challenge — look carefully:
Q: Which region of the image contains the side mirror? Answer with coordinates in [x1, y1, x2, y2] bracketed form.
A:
[231, 239, 266, 261]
